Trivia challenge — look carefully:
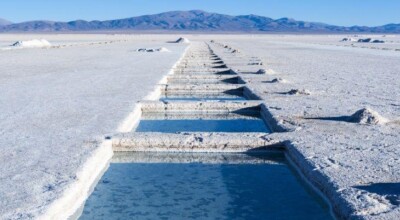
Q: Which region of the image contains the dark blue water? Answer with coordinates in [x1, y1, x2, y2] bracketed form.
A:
[80, 153, 333, 220]
[160, 95, 247, 102]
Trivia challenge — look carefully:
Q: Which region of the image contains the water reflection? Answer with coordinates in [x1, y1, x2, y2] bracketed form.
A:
[136, 113, 270, 133]
[80, 152, 333, 220]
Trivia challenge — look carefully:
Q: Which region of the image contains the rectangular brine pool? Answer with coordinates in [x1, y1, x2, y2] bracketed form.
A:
[160, 94, 247, 102]
[79, 152, 334, 220]
[160, 87, 259, 102]
[167, 76, 244, 85]
[135, 112, 270, 133]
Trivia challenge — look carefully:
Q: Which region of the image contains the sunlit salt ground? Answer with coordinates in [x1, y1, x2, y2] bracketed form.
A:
[1, 34, 399, 219]
[136, 112, 270, 133]
[79, 152, 333, 220]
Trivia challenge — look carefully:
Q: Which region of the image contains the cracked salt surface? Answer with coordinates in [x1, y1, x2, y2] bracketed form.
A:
[207, 35, 400, 219]
[0, 34, 187, 219]
[2, 34, 399, 219]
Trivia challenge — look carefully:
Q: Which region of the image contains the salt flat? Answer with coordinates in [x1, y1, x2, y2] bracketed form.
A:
[0, 34, 186, 219]
[206, 35, 400, 219]
[1, 34, 399, 219]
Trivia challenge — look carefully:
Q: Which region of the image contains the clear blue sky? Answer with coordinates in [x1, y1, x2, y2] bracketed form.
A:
[0, 0, 399, 26]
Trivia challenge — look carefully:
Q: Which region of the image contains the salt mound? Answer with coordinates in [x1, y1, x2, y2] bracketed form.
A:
[357, 38, 385, 43]
[349, 108, 388, 125]
[136, 47, 170, 52]
[341, 38, 385, 43]
[249, 62, 263, 66]
[371, 39, 385, 43]
[175, 37, 190, 44]
[287, 89, 311, 95]
[256, 69, 266, 74]
[340, 38, 357, 42]
[158, 47, 170, 52]
[11, 39, 51, 48]
[271, 78, 287, 83]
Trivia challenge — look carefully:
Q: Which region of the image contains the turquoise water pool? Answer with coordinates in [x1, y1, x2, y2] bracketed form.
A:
[135, 112, 270, 133]
[79, 152, 333, 220]
[160, 94, 247, 102]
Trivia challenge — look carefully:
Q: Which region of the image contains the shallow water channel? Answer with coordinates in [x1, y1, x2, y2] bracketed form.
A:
[79, 152, 333, 219]
[159, 94, 247, 102]
[135, 112, 270, 133]
[78, 43, 335, 219]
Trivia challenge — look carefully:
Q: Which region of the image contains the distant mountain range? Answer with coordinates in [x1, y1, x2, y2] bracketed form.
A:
[0, 18, 12, 26]
[1, 10, 399, 33]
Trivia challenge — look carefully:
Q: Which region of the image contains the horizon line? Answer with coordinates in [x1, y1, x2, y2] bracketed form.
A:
[2, 10, 399, 28]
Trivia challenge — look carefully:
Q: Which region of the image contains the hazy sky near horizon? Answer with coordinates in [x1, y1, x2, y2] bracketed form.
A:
[0, 0, 399, 26]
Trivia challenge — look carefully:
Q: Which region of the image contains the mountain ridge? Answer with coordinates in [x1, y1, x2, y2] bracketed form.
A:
[0, 18, 12, 26]
[1, 10, 399, 33]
